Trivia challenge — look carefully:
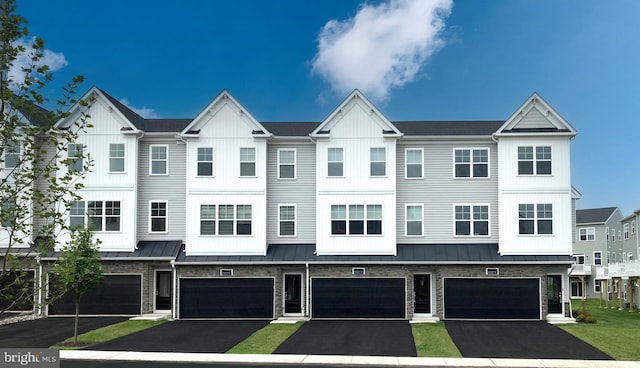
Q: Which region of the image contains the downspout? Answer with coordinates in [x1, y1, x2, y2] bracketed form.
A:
[305, 263, 310, 318]
[171, 260, 177, 320]
[36, 256, 42, 316]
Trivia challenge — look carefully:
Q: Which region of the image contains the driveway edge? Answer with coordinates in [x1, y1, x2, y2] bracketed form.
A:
[60, 350, 637, 367]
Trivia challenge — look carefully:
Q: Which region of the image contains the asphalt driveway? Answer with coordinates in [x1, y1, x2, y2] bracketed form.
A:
[445, 321, 612, 360]
[90, 320, 269, 353]
[0, 317, 127, 348]
[274, 320, 417, 357]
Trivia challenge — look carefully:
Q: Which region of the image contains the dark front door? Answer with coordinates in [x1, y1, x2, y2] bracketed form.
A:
[413, 274, 431, 314]
[155, 271, 172, 311]
[547, 275, 563, 314]
[284, 274, 302, 315]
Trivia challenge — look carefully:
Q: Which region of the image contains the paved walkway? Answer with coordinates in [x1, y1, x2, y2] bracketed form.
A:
[61, 350, 640, 367]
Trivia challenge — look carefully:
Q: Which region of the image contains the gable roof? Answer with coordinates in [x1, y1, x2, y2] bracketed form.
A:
[394, 121, 504, 136]
[496, 92, 577, 136]
[576, 207, 620, 224]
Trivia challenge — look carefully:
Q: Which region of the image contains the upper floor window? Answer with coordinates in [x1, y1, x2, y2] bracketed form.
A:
[572, 254, 585, 264]
[579, 227, 595, 241]
[327, 148, 343, 177]
[454, 148, 488, 178]
[278, 149, 296, 179]
[200, 204, 252, 236]
[454, 205, 489, 236]
[69, 200, 85, 229]
[405, 148, 423, 179]
[197, 147, 213, 177]
[519, 203, 553, 235]
[150, 201, 168, 233]
[1, 196, 16, 228]
[594, 251, 603, 265]
[406, 205, 423, 237]
[633, 221, 636, 234]
[612, 229, 616, 242]
[70, 200, 120, 231]
[331, 204, 382, 235]
[606, 227, 610, 241]
[109, 143, 125, 173]
[150, 145, 168, 175]
[240, 147, 256, 177]
[370, 147, 386, 177]
[624, 223, 630, 240]
[4, 140, 20, 169]
[68, 144, 84, 173]
[518, 146, 551, 175]
[278, 205, 296, 236]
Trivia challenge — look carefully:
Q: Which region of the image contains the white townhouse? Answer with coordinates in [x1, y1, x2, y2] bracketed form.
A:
[7, 88, 579, 321]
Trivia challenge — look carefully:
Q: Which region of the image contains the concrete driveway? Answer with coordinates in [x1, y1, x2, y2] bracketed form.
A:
[0, 317, 127, 348]
[274, 320, 417, 357]
[445, 321, 611, 360]
[91, 320, 269, 353]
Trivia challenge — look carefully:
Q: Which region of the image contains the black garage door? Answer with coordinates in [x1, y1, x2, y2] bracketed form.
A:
[312, 278, 405, 318]
[49, 275, 141, 315]
[179, 278, 274, 319]
[444, 278, 540, 320]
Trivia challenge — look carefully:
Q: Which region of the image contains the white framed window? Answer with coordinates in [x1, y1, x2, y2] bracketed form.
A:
[454, 205, 489, 236]
[579, 227, 595, 241]
[370, 147, 386, 177]
[406, 204, 423, 236]
[606, 227, 610, 241]
[594, 251, 602, 265]
[327, 147, 343, 177]
[278, 149, 296, 179]
[624, 223, 629, 240]
[518, 146, 551, 175]
[109, 143, 125, 173]
[572, 254, 585, 265]
[67, 143, 84, 173]
[594, 281, 601, 293]
[454, 148, 488, 178]
[570, 279, 583, 298]
[197, 147, 213, 177]
[278, 205, 296, 237]
[150, 145, 168, 175]
[240, 147, 256, 177]
[331, 204, 381, 235]
[405, 148, 423, 179]
[199, 204, 252, 236]
[1, 196, 16, 228]
[4, 140, 20, 169]
[612, 229, 616, 242]
[519, 203, 553, 235]
[632, 220, 636, 234]
[70, 200, 120, 232]
[150, 201, 168, 233]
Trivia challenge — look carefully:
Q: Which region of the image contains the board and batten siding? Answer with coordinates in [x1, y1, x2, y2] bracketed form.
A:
[396, 140, 499, 243]
[137, 138, 186, 241]
[266, 142, 316, 244]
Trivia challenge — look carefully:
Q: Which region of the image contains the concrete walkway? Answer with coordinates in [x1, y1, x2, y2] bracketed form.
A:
[61, 350, 640, 367]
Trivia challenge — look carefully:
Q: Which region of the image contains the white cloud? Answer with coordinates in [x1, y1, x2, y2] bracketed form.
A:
[119, 98, 159, 119]
[311, 0, 453, 100]
[8, 37, 68, 88]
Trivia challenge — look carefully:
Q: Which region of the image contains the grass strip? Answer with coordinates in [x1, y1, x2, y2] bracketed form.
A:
[227, 322, 303, 354]
[411, 322, 461, 358]
[560, 299, 640, 361]
[51, 319, 167, 350]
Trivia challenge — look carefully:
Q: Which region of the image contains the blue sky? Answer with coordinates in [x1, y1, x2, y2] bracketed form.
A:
[16, 0, 640, 215]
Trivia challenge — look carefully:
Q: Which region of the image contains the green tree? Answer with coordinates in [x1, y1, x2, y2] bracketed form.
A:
[0, 0, 92, 313]
[52, 226, 103, 345]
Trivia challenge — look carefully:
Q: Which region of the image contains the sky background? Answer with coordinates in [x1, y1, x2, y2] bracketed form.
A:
[15, 0, 640, 215]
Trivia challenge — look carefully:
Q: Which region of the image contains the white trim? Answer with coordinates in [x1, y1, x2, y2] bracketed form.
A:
[412, 273, 433, 317]
[452, 147, 490, 179]
[153, 269, 173, 313]
[149, 144, 169, 175]
[453, 203, 491, 237]
[283, 273, 304, 317]
[277, 148, 297, 180]
[405, 204, 423, 237]
[277, 204, 297, 237]
[239, 147, 257, 177]
[108, 143, 126, 174]
[369, 147, 386, 177]
[196, 146, 215, 177]
[593, 251, 603, 266]
[404, 148, 423, 179]
[149, 200, 169, 233]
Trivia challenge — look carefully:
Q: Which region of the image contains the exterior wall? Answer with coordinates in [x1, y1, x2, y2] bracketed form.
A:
[266, 142, 316, 244]
[605, 210, 624, 263]
[396, 140, 499, 243]
[498, 136, 573, 255]
[137, 138, 186, 241]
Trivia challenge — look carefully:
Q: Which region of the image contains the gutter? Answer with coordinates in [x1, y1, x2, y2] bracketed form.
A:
[171, 260, 177, 320]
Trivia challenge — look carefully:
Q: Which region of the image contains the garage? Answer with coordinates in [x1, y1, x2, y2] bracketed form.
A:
[179, 278, 274, 319]
[48, 274, 142, 315]
[312, 278, 405, 319]
[0, 270, 35, 311]
[444, 278, 540, 320]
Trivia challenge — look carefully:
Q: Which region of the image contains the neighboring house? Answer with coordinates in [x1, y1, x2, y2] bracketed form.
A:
[18, 88, 579, 321]
[571, 207, 622, 300]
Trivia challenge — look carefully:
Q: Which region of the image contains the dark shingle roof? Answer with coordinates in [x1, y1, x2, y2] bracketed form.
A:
[41, 240, 182, 260]
[175, 244, 573, 264]
[576, 207, 619, 224]
[393, 121, 504, 136]
[261, 122, 319, 136]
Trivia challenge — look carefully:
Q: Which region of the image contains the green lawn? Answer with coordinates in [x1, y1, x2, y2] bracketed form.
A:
[411, 322, 461, 357]
[226, 322, 304, 354]
[560, 299, 640, 361]
[51, 320, 167, 350]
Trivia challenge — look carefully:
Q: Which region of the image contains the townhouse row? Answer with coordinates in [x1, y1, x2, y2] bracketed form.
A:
[1, 87, 578, 321]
